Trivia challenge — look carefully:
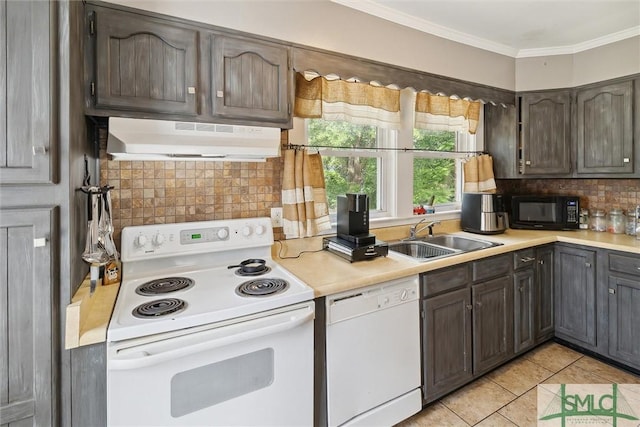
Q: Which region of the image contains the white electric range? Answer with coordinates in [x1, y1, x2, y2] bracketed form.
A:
[107, 217, 315, 426]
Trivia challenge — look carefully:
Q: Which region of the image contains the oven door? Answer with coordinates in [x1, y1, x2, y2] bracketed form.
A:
[107, 302, 314, 426]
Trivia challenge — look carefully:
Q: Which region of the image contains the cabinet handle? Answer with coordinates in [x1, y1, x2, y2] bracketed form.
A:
[538, 260, 544, 265]
[520, 256, 535, 262]
[33, 237, 48, 248]
[609, 288, 616, 295]
[32, 146, 48, 155]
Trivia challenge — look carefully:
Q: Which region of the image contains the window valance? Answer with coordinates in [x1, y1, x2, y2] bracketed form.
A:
[294, 73, 402, 129]
[415, 92, 481, 134]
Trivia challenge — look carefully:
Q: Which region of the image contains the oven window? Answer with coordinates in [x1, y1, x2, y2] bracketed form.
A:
[170, 348, 274, 418]
[519, 202, 557, 222]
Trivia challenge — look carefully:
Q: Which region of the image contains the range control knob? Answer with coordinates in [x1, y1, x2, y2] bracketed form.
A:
[134, 235, 147, 248]
[400, 289, 409, 301]
[217, 228, 229, 240]
[242, 226, 252, 237]
[255, 225, 266, 236]
[152, 233, 165, 247]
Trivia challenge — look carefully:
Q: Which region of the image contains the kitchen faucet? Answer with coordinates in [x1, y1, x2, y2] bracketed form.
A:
[408, 218, 441, 239]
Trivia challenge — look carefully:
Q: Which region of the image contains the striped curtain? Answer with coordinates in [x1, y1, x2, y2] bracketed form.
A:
[281, 148, 331, 239]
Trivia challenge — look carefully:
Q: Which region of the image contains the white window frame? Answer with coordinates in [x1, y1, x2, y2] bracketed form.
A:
[289, 90, 483, 228]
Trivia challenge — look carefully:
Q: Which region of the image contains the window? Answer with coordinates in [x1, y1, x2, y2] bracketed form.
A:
[291, 90, 482, 222]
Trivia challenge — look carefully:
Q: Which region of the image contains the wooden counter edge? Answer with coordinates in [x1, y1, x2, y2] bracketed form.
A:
[65, 276, 120, 350]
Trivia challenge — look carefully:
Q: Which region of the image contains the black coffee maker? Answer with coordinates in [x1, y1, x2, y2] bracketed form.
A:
[323, 193, 388, 262]
[337, 193, 375, 246]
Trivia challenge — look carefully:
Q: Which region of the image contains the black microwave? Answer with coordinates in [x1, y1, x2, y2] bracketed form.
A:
[509, 195, 580, 230]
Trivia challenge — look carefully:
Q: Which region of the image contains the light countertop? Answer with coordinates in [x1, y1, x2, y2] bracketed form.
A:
[274, 224, 640, 298]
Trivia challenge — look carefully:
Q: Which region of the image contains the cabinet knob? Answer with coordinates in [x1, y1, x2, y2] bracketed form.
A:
[519, 286, 524, 292]
[187, 86, 196, 94]
[466, 304, 473, 311]
[476, 301, 482, 308]
[216, 90, 224, 98]
[525, 160, 531, 165]
[585, 262, 591, 268]
[623, 158, 630, 163]
[538, 260, 544, 265]
[608, 288, 616, 295]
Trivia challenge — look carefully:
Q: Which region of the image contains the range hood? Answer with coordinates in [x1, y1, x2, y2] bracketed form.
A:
[106, 117, 282, 162]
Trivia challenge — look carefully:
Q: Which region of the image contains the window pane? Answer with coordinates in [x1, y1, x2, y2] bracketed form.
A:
[323, 156, 378, 212]
[413, 129, 455, 151]
[307, 120, 380, 212]
[413, 158, 456, 205]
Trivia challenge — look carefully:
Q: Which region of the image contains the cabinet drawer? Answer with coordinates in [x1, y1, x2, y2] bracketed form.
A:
[609, 253, 640, 277]
[421, 264, 470, 297]
[472, 254, 511, 282]
[513, 249, 536, 270]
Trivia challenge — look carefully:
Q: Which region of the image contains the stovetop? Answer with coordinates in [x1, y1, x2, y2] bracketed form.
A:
[108, 218, 314, 342]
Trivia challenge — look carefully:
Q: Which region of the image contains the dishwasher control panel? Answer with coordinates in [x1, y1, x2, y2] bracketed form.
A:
[326, 277, 419, 324]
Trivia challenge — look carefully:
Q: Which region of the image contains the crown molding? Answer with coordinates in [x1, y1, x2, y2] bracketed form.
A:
[332, 0, 640, 59]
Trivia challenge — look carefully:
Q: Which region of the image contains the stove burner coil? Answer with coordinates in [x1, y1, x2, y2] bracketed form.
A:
[234, 266, 271, 277]
[135, 277, 194, 296]
[132, 298, 187, 318]
[236, 278, 289, 297]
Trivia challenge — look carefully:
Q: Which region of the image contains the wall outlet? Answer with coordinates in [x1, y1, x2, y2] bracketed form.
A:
[270, 207, 283, 227]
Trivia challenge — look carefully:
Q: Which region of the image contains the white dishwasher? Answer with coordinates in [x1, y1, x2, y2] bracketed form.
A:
[325, 276, 422, 427]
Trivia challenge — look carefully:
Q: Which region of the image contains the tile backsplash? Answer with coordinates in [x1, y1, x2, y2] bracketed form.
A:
[99, 129, 286, 246]
[497, 179, 640, 213]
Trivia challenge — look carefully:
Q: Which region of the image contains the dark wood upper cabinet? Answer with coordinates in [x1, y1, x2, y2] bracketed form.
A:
[90, 7, 199, 115]
[519, 91, 572, 175]
[576, 80, 633, 174]
[211, 36, 290, 123]
[0, 0, 56, 184]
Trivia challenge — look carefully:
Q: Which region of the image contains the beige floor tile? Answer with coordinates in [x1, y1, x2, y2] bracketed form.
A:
[572, 356, 640, 384]
[542, 362, 612, 384]
[395, 402, 469, 427]
[474, 412, 517, 427]
[487, 358, 555, 396]
[523, 342, 583, 372]
[440, 377, 516, 425]
[498, 388, 538, 427]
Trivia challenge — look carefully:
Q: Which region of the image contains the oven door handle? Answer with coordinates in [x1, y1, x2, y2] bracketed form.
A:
[109, 304, 314, 370]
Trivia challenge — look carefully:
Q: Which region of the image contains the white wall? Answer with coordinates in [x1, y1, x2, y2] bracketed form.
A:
[103, 0, 638, 92]
[515, 36, 640, 91]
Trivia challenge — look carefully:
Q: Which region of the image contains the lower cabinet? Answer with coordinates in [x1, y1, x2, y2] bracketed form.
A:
[554, 244, 597, 349]
[605, 252, 640, 370]
[0, 207, 57, 426]
[421, 254, 513, 403]
[513, 245, 554, 354]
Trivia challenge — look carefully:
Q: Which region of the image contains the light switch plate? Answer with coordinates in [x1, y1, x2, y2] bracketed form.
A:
[270, 207, 283, 227]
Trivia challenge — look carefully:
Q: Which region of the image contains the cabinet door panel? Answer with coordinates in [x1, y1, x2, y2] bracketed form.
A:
[554, 246, 596, 347]
[0, 207, 55, 426]
[520, 92, 571, 175]
[93, 8, 198, 115]
[472, 276, 513, 375]
[0, 0, 55, 184]
[514, 269, 535, 353]
[608, 276, 640, 369]
[423, 288, 473, 403]
[535, 246, 554, 340]
[577, 81, 633, 174]
[212, 36, 289, 122]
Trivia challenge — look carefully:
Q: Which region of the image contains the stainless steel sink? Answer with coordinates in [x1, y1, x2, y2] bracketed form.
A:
[388, 241, 459, 261]
[422, 235, 502, 252]
[389, 234, 502, 261]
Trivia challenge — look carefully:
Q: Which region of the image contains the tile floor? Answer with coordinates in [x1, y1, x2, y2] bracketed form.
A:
[397, 342, 640, 427]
